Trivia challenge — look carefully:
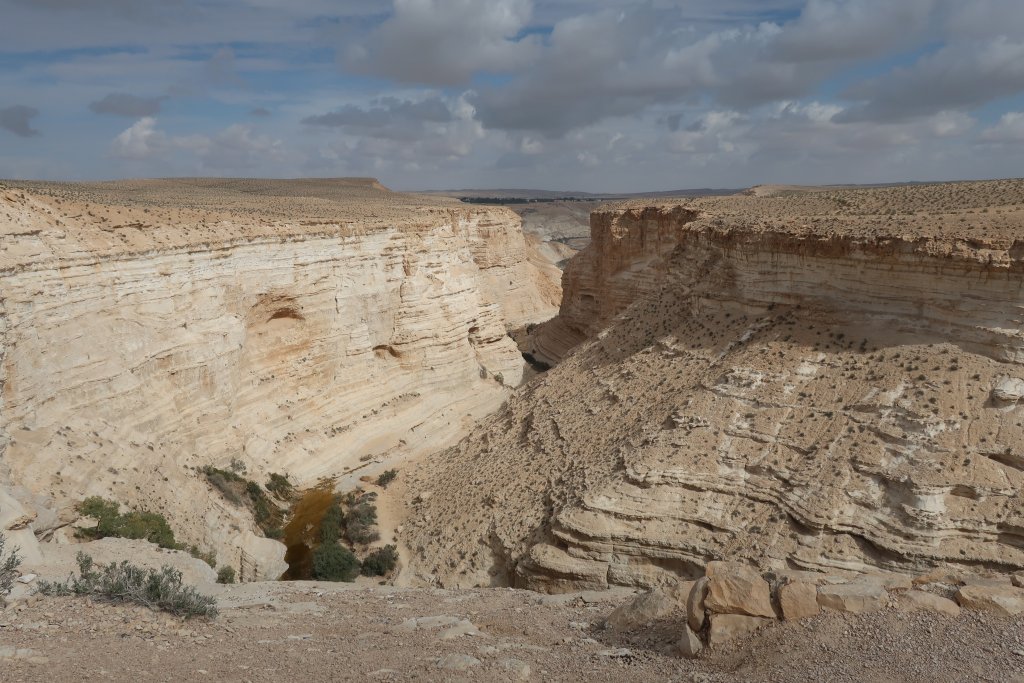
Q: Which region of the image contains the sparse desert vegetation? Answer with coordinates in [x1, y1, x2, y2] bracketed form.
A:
[38, 552, 217, 619]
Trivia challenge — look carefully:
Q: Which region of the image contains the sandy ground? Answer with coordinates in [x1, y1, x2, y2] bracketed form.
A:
[2, 584, 1023, 682]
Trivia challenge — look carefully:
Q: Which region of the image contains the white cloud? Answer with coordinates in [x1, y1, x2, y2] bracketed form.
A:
[112, 117, 167, 159]
[771, 0, 935, 62]
[980, 112, 1024, 144]
[837, 37, 1024, 122]
[111, 117, 287, 171]
[344, 0, 540, 86]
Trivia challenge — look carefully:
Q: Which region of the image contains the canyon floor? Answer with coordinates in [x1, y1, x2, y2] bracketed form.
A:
[4, 583, 1023, 683]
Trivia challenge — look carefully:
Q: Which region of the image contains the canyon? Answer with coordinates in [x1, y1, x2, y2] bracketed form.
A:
[404, 179, 1024, 590]
[0, 178, 558, 579]
[4, 176, 1024, 681]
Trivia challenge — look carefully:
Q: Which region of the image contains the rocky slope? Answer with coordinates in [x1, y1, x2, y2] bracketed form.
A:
[0, 178, 559, 579]
[402, 178, 1024, 590]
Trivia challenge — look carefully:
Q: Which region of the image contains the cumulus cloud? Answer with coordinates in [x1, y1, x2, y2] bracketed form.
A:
[177, 124, 286, 170]
[944, 0, 1024, 40]
[89, 93, 166, 118]
[344, 0, 540, 86]
[7, 0, 1024, 187]
[0, 105, 42, 138]
[468, 0, 942, 136]
[111, 117, 167, 159]
[980, 112, 1024, 144]
[472, 7, 698, 136]
[111, 117, 286, 171]
[770, 0, 935, 62]
[836, 37, 1024, 123]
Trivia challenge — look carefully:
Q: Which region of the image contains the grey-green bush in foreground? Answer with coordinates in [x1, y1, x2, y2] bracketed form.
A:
[38, 552, 217, 619]
[0, 533, 21, 596]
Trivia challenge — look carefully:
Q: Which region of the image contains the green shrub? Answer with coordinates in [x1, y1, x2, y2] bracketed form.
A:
[376, 469, 398, 488]
[188, 545, 217, 569]
[312, 541, 360, 582]
[78, 496, 119, 521]
[361, 545, 398, 577]
[266, 473, 294, 500]
[202, 467, 284, 538]
[345, 502, 379, 545]
[319, 500, 344, 544]
[202, 466, 245, 505]
[77, 497, 178, 549]
[0, 532, 21, 596]
[216, 566, 236, 584]
[38, 552, 217, 619]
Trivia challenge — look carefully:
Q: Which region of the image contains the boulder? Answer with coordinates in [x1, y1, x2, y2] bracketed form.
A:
[708, 614, 772, 646]
[817, 581, 887, 614]
[677, 624, 703, 659]
[992, 376, 1024, 403]
[237, 532, 288, 582]
[604, 583, 691, 632]
[899, 590, 961, 617]
[956, 585, 1024, 616]
[779, 581, 820, 621]
[704, 562, 775, 618]
[687, 576, 710, 632]
[0, 488, 42, 566]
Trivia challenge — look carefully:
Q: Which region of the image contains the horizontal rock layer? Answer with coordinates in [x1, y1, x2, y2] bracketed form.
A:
[403, 182, 1024, 590]
[0, 181, 558, 575]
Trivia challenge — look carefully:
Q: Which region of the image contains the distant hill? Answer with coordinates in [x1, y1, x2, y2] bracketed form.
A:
[420, 187, 741, 204]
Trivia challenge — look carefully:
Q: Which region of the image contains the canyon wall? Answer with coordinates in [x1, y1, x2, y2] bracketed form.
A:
[403, 185, 1024, 591]
[0, 181, 558, 578]
[527, 205, 698, 364]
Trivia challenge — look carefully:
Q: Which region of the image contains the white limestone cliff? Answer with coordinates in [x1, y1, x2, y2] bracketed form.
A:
[0, 181, 559, 578]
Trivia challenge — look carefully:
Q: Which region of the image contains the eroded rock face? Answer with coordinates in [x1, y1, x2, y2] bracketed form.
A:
[527, 205, 699, 365]
[0, 180, 559, 574]
[403, 181, 1024, 590]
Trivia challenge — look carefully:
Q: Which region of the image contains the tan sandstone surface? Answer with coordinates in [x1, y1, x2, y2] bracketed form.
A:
[0, 178, 559, 579]
[402, 178, 1024, 590]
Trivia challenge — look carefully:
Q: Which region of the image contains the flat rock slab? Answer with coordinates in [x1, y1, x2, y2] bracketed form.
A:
[956, 585, 1024, 616]
[708, 614, 773, 646]
[780, 581, 820, 621]
[817, 582, 888, 614]
[705, 562, 775, 618]
[900, 591, 961, 617]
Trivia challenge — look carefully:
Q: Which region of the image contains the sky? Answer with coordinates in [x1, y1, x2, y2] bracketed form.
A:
[1, 0, 1023, 192]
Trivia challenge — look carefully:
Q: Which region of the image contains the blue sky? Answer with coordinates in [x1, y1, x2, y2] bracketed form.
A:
[1, 0, 1023, 192]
